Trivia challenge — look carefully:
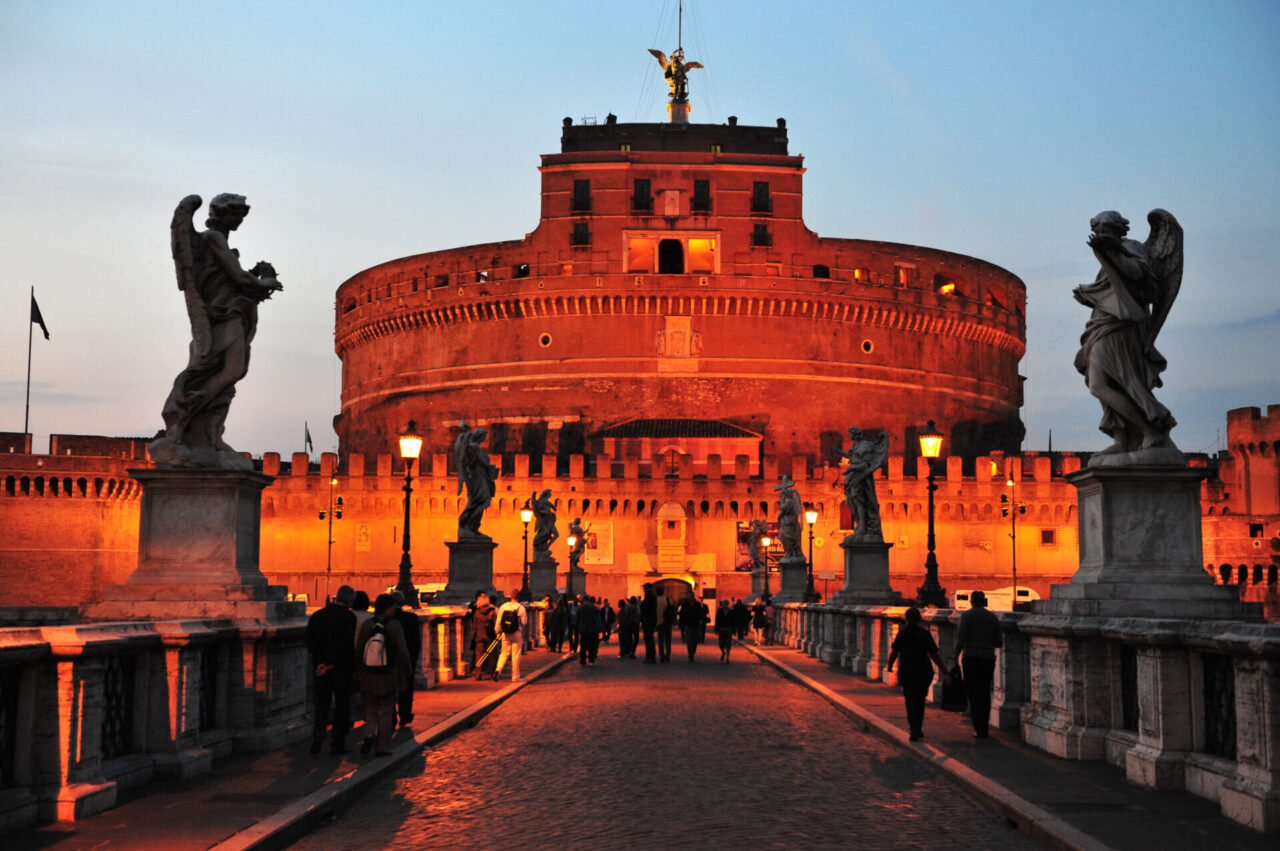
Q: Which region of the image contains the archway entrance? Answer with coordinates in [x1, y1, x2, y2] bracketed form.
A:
[652, 576, 693, 602]
[658, 239, 684, 274]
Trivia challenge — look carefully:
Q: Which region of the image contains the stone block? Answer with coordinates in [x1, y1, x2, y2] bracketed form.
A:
[514, 453, 530, 478]
[529, 554, 558, 599]
[348, 453, 365, 476]
[41, 780, 117, 823]
[831, 541, 902, 605]
[569, 455, 584, 478]
[435, 539, 498, 604]
[706, 454, 721, 478]
[594, 454, 610, 478]
[290, 453, 309, 476]
[734, 455, 750, 478]
[261, 453, 281, 477]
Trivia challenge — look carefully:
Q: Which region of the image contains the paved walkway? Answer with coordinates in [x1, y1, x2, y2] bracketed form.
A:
[744, 642, 1274, 851]
[6, 648, 567, 851]
[291, 647, 1039, 850]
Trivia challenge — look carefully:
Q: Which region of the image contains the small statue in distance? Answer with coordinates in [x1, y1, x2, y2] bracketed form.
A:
[530, 489, 559, 560]
[150, 194, 282, 470]
[775, 474, 804, 561]
[839, 426, 889, 544]
[1073, 209, 1184, 466]
[747, 518, 768, 572]
[568, 517, 589, 572]
[454, 423, 498, 539]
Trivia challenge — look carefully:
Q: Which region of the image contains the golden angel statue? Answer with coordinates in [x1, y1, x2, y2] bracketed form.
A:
[648, 47, 703, 103]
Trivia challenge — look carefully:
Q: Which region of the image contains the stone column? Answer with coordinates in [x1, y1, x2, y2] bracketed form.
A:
[831, 541, 902, 606]
[435, 539, 498, 605]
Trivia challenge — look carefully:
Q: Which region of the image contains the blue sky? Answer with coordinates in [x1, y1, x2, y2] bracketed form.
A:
[2, 1, 1277, 458]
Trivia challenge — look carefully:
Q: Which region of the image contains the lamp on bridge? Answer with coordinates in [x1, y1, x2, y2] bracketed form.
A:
[318, 477, 343, 603]
[566, 535, 578, 597]
[761, 535, 773, 598]
[916, 420, 948, 607]
[396, 420, 423, 607]
[804, 508, 820, 602]
[519, 506, 533, 602]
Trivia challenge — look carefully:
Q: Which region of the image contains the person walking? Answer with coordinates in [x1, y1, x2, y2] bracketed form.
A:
[657, 592, 677, 662]
[677, 593, 705, 662]
[355, 593, 412, 756]
[548, 596, 568, 653]
[305, 584, 357, 754]
[732, 597, 750, 640]
[577, 595, 602, 666]
[618, 597, 639, 658]
[600, 598, 616, 644]
[954, 590, 1003, 739]
[493, 592, 528, 682]
[640, 584, 658, 664]
[885, 607, 949, 741]
[472, 591, 498, 678]
[391, 591, 421, 728]
[567, 597, 580, 654]
[751, 599, 767, 645]
[714, 599, 735, 663]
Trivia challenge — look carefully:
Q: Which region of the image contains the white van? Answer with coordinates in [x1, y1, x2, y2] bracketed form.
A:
[951, 586, 1039, 611]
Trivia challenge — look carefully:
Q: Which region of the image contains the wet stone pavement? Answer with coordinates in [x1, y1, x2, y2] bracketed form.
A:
[292, 644, 1040, 850]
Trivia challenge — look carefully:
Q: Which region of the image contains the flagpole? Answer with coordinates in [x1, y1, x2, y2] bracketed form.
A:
[25, 286, 34, 436]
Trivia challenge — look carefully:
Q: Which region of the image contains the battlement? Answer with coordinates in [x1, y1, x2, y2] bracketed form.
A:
[1227, 405, 1280, 450]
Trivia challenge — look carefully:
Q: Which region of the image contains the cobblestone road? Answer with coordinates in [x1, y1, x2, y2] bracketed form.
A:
[292, 648, 1039, 849]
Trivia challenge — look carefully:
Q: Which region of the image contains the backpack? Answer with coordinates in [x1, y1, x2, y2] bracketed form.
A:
[499, 606, 522, 635]
[363, 621, 394, 670]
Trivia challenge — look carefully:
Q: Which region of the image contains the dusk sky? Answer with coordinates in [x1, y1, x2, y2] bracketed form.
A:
[2, 1, 1277, 459]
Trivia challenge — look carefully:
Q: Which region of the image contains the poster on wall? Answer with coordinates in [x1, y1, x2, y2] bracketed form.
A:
[582, 521, 613, 565]
[356, 524, 372, 552]
[735, 520, 780, 571]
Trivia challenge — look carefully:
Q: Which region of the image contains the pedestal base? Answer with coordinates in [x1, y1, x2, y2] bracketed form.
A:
[434, 538, 498, 604]
[82, 468, 304, 621]
[529, 554, 558, 600]
[1037, 466, 1259, 619]
[566, 566, 586, 597]
[831, 540, 902, 605]
[772, 556, 810, 603]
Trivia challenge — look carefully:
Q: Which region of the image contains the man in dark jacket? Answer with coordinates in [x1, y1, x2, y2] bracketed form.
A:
[954, 590, 1004, 739]
[640, 584, 658, 664]
[305, 584, 357, 754]
[472, 591, 498, 678]
[391, 591, 421, 728]
[577, 595, 602, 665]
[732, 598, 750, 640]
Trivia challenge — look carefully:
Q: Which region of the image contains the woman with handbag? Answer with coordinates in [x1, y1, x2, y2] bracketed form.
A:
[885, 607, 949, 741]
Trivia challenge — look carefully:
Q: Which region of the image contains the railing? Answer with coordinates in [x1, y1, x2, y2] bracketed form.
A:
[770, 601, 1280, 833]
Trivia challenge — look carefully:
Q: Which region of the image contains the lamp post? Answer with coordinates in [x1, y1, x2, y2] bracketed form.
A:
[760, 535, 773, 599]
[318, 477, 343, 603]
[1001, 477, 1026, 610]
[396, 420, 423, 607]
[566, 535, 577, 597]
[916, 420, 948, 607]
[519, 507, 533, 602]
[804, 508, 820, 602]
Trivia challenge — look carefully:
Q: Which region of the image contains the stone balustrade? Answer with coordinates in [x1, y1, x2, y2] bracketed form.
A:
[770, 602, 1280, 833]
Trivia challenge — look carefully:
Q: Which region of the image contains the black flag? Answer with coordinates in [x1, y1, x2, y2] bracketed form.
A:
[305, 422, 314, 454]
[30, 293, 50, 340]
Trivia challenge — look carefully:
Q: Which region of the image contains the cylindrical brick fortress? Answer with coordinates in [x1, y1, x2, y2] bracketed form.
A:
[335, 117, 1025, 463]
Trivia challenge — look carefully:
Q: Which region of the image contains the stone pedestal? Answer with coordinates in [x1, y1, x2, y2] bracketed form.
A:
[831, 540, 903, 605]
[529, 553, 558, 600]
[566, 566, 587, 597]
[772, 555, 810, 603]
[84, 469, 303, 621]
[1037, 466, 1258, 618]
[434, 538, 498, 604]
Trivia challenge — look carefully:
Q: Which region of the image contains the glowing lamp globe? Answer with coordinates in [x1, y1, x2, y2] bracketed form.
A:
[918, 420, 943, 460]
[520, 508, 534, 524]
[398, 419, 423, 461]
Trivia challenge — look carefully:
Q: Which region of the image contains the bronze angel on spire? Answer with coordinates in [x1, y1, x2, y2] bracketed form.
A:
[648, 47, 703, 103]
[1073, 209, 1184, 465]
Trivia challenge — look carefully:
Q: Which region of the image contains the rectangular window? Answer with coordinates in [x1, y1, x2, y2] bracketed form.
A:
[688, 238, 716, 273]
[751, 181, 772, 214]
[692, 180, 711, 213]
[1041, 529, 1056, 545]
[627, 237, 655, 272]
[571, 179, 591, 212]
[710, 143, 722, 153]
[571, 222, 591, 246]
[632, 179, 652, 212]
[752, 224, 771, 247]
[619, 143, 631, 152]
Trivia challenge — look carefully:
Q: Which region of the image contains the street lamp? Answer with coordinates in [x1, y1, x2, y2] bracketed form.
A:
[519, 506, 533, 602]
[318, 477, 343, 603]
[396, 420, 423, 607]
[566, 535, 577, 597]
[804, 508, 820, 602]
[916, 420, 948, 607]
[760, 535, 773, 598]
[1001, 477, 1026, 610]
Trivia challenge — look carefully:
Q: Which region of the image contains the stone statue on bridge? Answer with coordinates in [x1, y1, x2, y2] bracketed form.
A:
[455, 423, 498, 539]
[775, 474, 803, 561]
[1073, 209, 1184, 466]
[747, 518, 768, 572]
[840, 426, 888, 543]
[150, 194, 282, 470]
[568, 516, 588, 572]
[530, 489, 559, 559]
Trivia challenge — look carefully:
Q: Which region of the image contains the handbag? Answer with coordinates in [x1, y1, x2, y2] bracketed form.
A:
[941, 666, 967, 712]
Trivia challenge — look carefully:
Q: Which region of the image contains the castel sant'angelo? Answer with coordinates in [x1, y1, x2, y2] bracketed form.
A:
[1, 46, 1276, 613]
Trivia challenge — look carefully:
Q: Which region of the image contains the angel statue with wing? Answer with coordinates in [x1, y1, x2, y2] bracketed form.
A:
[455, 423, 498, 539]
[840, 426, 889, 543]
[529, 488, 559, 560]
[648, 47, 703, 103]
[1073, 209, 1183, 466]
[150, 194, 282, 470]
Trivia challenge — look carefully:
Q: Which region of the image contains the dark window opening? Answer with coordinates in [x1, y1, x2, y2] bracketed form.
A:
[1249, 523, 1264, 538]
[632, 179, 653, 212]
[571, 223, 591, 246]
[1041, 529, 1056, 545]
[513, 263, 530, 278]
[434, 274, 449, 287]
[475, 270, 489, 283]
[692, 180, 712, 213]
[813, 264, 830, 278]
[658, 239, 684, 274]
[752, 224, 772, 247]
[751, 181, 772, 214]
[571, 179, 591, 212]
